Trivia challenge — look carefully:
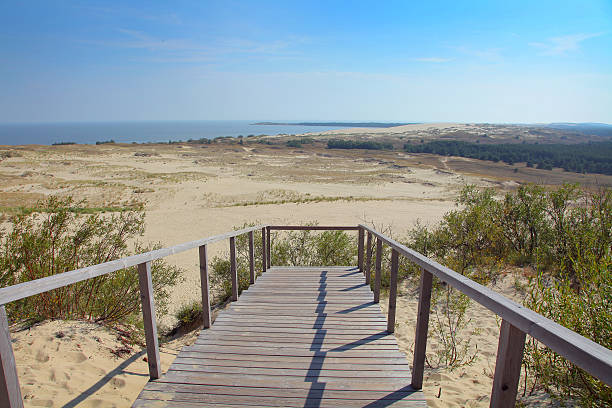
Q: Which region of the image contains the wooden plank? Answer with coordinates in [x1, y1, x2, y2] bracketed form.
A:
[358, 224, 612, 385]
[245, 282, 367, 287]
[208, 321, 386, 330]
[374, 237, 383, 303]
[490, 320, 526, 408]
[188, 345, 400, 355]
[0, 224, 266, 306]
[357, 226, 364, 273]
[196, 332, 396, 343]
[143, 382, 418, 400]
[137, 262, 161, 379]
[248, 231, 255, 284]
[176, 353, 408, 365]
[182, 344, 405, 358]
[213, 314, 387, 323]
[135, 390, 422, 407]
[199, 245, 211, 329]
[261, 227, 267, 272]
[387, 249, 398, 333]
[365, 231, 372, 285]
[230, 237, 238, 302]
[0, 306, 23, 408]
[205, 327, 391, 336]
[160, 371, 414, 388]
[173, 358, 408, 370]
[243, 292, 369, 296]
[216, 309, 384, 318]
[210, 317, 386, 327]
[236, 295, 375, 301]
[194, 339, 397, 349]
[168, 365, 411, 378]
[411, 269, 432, 390]
[226, 310, 383, 317]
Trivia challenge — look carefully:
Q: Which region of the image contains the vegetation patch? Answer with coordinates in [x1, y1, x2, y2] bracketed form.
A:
[0, 196, 183, 330]
[402, 184, 611, 405]
[404, 140, 612, 175]
[328, 139, 394, 150]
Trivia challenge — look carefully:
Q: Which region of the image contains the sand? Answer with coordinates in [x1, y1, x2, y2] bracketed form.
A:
[11, 320, 187, 408]
[0, 137, 577, 406]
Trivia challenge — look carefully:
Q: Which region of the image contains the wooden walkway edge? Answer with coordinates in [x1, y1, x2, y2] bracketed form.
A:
[133, 266, 426, 407]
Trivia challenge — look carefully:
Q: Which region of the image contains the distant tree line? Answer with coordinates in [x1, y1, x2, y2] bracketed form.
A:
[404, 140, 612, 175]
[327, 139, 394, 150]
[286, 138, 315, 148]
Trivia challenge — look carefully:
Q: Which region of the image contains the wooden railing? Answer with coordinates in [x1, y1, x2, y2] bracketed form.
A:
[354, 224, 612, 408]
[1, 224, 611, 408]
[0, 225, 266, 408]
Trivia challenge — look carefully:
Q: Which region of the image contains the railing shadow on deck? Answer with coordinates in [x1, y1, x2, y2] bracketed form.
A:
[0, 224, 611, 408]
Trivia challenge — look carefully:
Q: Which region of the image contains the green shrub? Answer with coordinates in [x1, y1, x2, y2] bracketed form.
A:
[208, 224, 356, 303]
[174, 300, 204, 332]
[0, 196, 183, 325]
[404, 184, 611, 403]
[327, 139, 393, 150]
[524, 252, 611, 406]
[272, 229, 356, 267]
[286, 140, 302, 148]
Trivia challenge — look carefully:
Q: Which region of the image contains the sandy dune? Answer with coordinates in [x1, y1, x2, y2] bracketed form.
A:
[0, 140, 579, 406]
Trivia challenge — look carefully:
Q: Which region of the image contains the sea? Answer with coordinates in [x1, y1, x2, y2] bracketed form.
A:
[0, 120, 348, 146]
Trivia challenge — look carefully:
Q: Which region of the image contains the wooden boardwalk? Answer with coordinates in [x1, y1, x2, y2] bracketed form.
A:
[133, 266, 426, 407]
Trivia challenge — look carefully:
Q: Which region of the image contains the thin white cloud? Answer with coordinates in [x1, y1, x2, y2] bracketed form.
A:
[77, 29, 309, 65]
[412, 57, 452, 63]
[451, 46, 504, 63]
[529, 33, 603, 56]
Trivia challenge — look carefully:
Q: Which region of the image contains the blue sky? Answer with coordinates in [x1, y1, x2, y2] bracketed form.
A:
[1, 0, 611, 123]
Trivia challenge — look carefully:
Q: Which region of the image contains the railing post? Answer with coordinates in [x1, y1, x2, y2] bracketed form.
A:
[137, 262, 161, 379]
[387, 249, 399, 333]
[374, 238, 382, 303]
[266, 227, 271, 268]
[357, 227, 364, 272]
[490, 319, 526, 408]
[248, 231, 255, 284]
[199, 245, 211, 329]
[230, 237, 238, 301]
[0, 306, 23, 408]
[261, 227, 267, 272]
[411, 269, 433, 389]
[365, 232, 372, 285]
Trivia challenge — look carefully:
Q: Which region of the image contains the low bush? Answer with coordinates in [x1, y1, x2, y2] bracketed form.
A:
[0, 196, 183, 326]
[404, 183, 611, 404]
[208, 224, 356, 303]
[327, 139, 393, 150]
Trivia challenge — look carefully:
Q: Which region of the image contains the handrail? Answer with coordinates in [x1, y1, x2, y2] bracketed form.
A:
[2, 223, 610, 408]
[0, 225, 266, 306]
[358, 224, 612, 387]
[0, 224, 267, 408]
[268, 225, 360, 230]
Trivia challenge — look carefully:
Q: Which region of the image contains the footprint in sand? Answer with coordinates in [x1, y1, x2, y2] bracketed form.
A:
[35, 349, 50, 363]
[110, 377, 126, 388]
[67, 351, 88, 363]
[81, 398, 117, 407]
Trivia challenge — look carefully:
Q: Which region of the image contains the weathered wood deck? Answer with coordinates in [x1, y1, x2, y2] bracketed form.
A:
[132, 266, 426, 407]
